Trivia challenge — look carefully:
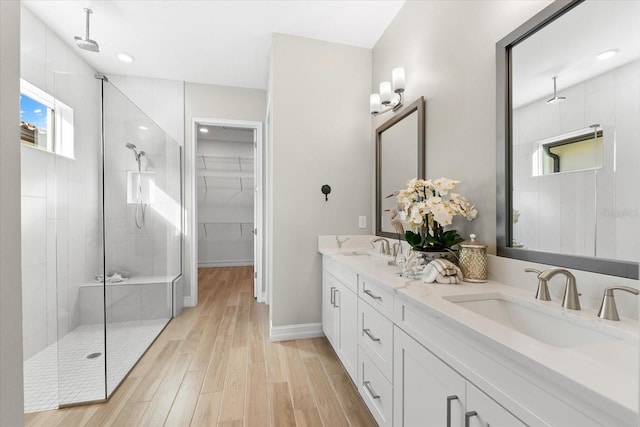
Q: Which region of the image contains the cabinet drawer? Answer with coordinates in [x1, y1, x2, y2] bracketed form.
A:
[323, 257, 358, 293]
[358, 348, 393, 427]
[358, 299, 394, 381]
[358, 275, 394, 319]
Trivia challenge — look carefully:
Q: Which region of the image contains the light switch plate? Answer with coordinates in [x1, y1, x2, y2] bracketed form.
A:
[358, 216, 367, 229]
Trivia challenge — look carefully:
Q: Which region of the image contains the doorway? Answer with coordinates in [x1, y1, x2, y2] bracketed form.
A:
[191, 118, 264, 303]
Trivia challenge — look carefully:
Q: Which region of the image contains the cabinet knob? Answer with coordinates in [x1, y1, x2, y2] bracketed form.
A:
[363, 380, 380, 399]
[363, 288, 382, 301]
[465, 411, 478, 427]
[446, 395, 459, 427]
[363, 328, 381, 342]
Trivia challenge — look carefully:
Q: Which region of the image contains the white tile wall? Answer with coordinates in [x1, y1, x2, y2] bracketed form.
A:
[20, 7, 102, 360]
[512, 60, 640, 262]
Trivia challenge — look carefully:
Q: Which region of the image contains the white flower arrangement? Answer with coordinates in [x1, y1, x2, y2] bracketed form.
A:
[396, 177, 477, 250]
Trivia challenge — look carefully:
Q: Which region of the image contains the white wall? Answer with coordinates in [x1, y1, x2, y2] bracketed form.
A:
[513, 60, 640, 262]
[184, 83, 267, 301]
[108, 75, 185, 146]
[20, 5, 102, 359]
[372, 1, 639, 319]
[0, 1, 24, 424]
[269, 34, 371, 328]
[372, 1, 553, 253]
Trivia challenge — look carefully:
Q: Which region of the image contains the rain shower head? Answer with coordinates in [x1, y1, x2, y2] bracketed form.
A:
[74, 8, 100, 53]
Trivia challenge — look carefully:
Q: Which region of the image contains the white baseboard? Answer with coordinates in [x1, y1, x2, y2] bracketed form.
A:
[269, 322, 324, 342]
[183, 296, 196, 308]
[198, 260, 254, 268]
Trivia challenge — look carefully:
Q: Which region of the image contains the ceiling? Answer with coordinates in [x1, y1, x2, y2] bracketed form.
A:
[23, 0, 405, 90]
[512, 1, 640, 108]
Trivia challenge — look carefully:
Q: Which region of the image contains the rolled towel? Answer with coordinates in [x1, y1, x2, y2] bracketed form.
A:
[421, 259, 464, 284]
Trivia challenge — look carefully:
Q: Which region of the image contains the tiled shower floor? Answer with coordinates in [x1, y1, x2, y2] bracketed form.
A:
[24, 318, 169, 413]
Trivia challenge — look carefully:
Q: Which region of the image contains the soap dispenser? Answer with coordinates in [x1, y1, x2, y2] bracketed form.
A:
[459, 234, 488, 283]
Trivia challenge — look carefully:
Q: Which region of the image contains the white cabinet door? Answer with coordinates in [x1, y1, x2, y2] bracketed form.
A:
[465, 382, 526, 427]
[336, 283, 358, 381]
[394, 327, 466, 427]
[322, 272, 338, 347]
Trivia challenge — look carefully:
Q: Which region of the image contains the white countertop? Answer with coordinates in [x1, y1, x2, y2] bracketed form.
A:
[318, 235, 639, 418]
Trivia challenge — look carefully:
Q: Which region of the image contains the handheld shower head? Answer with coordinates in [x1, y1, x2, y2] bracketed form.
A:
[75, 8, 100, 53]
[126, 143, 146, 162]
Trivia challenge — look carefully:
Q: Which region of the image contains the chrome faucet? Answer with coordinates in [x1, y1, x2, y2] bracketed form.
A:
[597, 286, 639, 321]
[538, 268, 581, 310]
[372, 237, 391, 256]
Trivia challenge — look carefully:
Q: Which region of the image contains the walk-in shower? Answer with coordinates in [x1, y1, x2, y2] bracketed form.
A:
[20, 70, 182, 412]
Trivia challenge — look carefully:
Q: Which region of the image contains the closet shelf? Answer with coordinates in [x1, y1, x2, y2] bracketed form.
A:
[197, 169, 254, 179]
[199, 221, 254, 237]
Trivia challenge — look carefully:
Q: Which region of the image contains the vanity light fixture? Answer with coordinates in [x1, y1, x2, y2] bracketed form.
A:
[546, 76, 566, 104]
[370, 67, 405, 115]
[596, 49, 619, 60]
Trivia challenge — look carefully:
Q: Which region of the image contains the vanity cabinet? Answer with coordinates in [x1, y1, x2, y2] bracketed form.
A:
[320, 252, 633, 427]
[393, 327, 525, 427]
[357, 274, 396, 426]
[322, 259, 358, 381]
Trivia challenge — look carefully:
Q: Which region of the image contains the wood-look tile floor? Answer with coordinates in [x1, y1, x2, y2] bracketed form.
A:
[25, 267, 376, 427]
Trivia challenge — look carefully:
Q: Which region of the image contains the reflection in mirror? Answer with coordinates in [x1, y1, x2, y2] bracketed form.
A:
[376, 97, 425, 239]
[497, 0, 640, 278]
[535, 127, 603, 176]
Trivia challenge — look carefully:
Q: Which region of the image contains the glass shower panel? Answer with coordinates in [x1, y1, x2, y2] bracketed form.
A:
[102, 80, 180, 396]
[54, 71, 106, 406]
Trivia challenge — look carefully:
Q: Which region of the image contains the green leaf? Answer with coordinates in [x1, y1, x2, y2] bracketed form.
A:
[405, 231, 422, 247]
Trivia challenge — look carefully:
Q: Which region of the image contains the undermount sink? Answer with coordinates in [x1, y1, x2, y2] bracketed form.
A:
[443, 293, 634, 348]
[340, 250, 392, 261]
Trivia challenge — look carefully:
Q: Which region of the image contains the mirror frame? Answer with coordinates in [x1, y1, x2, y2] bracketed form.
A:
[376, 96, 425, 239]
[496, 0, 638, 279]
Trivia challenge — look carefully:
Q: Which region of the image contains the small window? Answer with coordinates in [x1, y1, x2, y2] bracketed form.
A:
[534, 126, 603, 176]
[20, 79, 74, 158]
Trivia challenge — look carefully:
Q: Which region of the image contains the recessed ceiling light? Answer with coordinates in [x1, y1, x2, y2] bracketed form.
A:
[596, 49, 619, 60]
[199, 127, 209, 133]
[139, 125, 148, 130]
[117, 52, 135, 63]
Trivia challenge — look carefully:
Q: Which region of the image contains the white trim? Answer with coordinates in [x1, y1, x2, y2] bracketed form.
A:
[190, 117, 264, 308]
[198, 260, 254, 268]
[269, 322, 324, 342]
[183, 296, 196, 308]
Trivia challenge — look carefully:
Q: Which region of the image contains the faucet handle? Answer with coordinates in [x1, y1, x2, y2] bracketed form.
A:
[525, 268, 550, 301]
[597, 286, 639, 321]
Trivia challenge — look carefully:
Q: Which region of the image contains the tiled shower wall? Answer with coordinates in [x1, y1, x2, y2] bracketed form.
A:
[20, 6, 102, 360]
[512, 60, 639, 262]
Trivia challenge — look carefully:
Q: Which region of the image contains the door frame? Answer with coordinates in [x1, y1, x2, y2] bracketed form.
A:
[190, 117, 265, 305]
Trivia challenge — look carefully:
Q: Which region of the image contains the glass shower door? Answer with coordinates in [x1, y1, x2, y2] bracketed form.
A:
[54, 70, 106, 407]
[101, 80, 181, 396]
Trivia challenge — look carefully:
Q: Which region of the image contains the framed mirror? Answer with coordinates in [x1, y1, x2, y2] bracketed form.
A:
[376, 97, 425, 239]
[497, 0, 639, 279]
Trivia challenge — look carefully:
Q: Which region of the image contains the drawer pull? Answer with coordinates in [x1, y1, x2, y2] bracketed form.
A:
[465, 411, 478, 427]
[363, 288, 382, 301]
[363, 380, 380, 399]
[330, 287, 336, 306]
[363, 328, 381, 342]
[446, 395, 459, 427]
